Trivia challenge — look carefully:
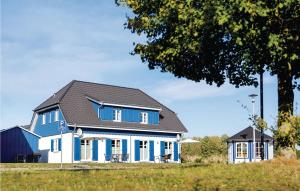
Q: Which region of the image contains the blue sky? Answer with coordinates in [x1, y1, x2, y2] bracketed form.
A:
[1, 0, 299, 137]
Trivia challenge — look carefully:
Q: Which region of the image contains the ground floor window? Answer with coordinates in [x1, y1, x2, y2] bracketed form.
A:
[236, 142, 248, 158]
[112, 139, 121, 154]
[53, 138, 59, 152]
[81, 139, 92, 160]
[139, 140, 148, 161]
[255, 142, 262, 158]
[164, 142, 173, 156]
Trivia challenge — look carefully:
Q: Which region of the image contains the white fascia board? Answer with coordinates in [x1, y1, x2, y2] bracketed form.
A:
[86, 97, 162, 111]
[35, 104, 60, 113]
[68, 124, 184, 134]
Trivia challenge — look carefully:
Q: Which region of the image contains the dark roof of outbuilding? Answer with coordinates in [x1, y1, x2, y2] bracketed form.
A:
[34, 80, 187, 133]
[227, 126, 273, 142]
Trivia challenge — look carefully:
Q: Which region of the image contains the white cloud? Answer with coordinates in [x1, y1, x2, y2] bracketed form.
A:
[152, 79, 240, 102]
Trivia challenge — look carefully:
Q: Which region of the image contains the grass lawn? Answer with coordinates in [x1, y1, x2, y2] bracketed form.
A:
[1, 159, 300, 191]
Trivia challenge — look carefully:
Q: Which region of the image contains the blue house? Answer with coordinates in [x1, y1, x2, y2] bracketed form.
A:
[0, 126, 40, 162]
[227, 127, 274, 163]
[25, 80, 187, 163]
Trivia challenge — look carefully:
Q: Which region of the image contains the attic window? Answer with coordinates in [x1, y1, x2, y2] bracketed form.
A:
[54, 110, 59, 122]
[113, 109, 122, 122]
[42, 114, 46, 125]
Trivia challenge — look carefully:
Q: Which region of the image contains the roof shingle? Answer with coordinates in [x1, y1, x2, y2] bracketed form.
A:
[34, 80, 187, 133]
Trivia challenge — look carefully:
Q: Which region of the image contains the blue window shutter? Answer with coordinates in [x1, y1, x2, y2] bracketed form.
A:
[58, 138, 62, 151]
[122, 139, 127, 154]
[51, 139, 54, 152]
[160, 141, 165, 156]
[265, 142, 268, 160]
[106, 139, 112, 161]
[135, 140, 140, 161]
[173, 142, 178, 161]
[74, 137, 80, 161]
[92, 140, 98, 161]
[149, 140, 154, 161]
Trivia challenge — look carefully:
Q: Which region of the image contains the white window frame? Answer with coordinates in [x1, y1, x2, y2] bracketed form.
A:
[80, 139, 92, 161]
[164, 141, 173, 159]
[141, 112, 148, 124]
[113, 109, 122, 122]
[53, 138, 59, 152]
[112, 139, 121, 155]
[139, 140, 149, 161]
[236, 142, 248, 158]
[54, 110, 59, 122]
[49, 112, 52, 123]
[42, 114, 46, 125]
[255, 142, 262, 158]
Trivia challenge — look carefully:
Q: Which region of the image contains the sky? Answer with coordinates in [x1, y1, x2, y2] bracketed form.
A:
[1, 0, 299, 137]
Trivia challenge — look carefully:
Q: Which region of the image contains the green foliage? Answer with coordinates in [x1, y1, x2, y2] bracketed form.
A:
[181, 135, 228, 163]
[1, 160, 300, 190]
[117, 0, 300, 114]
[273, 114, 300, 150]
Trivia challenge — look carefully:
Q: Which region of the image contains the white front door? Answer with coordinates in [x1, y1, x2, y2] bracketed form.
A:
[81, 139, 92, 161]
[140, 140, 148, 161]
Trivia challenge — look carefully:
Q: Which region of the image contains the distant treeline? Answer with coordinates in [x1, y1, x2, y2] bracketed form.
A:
[181, 135, 228, 163]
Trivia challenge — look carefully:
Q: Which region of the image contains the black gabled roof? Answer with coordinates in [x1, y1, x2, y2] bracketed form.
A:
[33, 80, 187, 133]
[227, 126, 273, 142]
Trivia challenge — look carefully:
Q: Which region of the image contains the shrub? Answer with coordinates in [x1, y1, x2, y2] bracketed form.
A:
[181, 135, 228, 163]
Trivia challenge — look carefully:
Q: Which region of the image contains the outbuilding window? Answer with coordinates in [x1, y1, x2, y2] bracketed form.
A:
[236, 142, 248, 158]
[255, 142, 261, 158]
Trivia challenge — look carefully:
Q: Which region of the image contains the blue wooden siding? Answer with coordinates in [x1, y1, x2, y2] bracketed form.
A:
[33, 108, 70, 137]
[230, 141, 271, 163]
[91, 101, 159, 125]
[0, 127, 40, 162]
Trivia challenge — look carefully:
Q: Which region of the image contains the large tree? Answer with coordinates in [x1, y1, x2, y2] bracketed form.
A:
[117, 0, 300, 114]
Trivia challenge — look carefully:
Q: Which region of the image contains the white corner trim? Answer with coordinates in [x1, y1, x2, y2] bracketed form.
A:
[86, 97, 162, 111]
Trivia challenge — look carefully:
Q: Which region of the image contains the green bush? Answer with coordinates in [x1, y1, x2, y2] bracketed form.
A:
[181, 135, 228, 163]
[297, 150, 300, 159]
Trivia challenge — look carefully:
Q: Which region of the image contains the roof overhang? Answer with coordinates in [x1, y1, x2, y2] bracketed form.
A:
[68, 124, 185, 134]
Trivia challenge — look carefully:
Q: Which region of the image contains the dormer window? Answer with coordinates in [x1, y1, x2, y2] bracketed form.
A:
[54, 110, 59, 122]
[113, 109, 122, 122]
[48, 112, 52, 123]
[42, 114, 46, 125]
[141, 112, 148, 124]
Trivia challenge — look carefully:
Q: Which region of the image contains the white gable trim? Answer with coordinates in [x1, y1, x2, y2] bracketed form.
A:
[86, 97, 162, 111]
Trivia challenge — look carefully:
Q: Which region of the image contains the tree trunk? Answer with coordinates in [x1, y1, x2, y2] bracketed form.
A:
[277, 69, 294, 116]
[277, 66, 296, 159]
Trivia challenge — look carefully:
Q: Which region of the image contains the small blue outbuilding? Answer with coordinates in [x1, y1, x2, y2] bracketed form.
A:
[0, 126, 40, 163]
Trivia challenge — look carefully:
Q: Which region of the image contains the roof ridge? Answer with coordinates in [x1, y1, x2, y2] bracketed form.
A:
[58, 80, 76, 103]
[72, 80, 140, 91]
